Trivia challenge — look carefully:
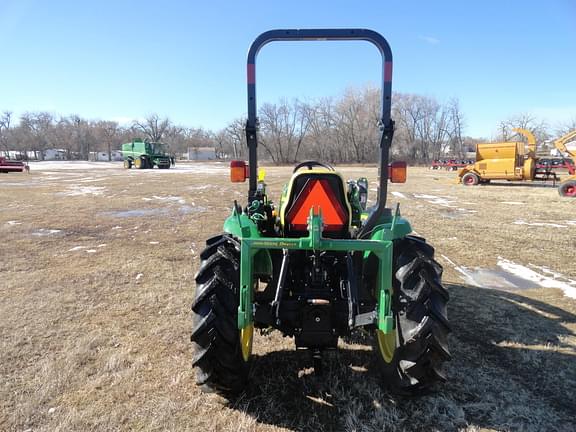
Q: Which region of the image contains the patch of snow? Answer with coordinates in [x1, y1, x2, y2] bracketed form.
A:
[103, 208, 168, 218]
[97, 244, 107, 248]
[57, 185, 106, 196]
[135, 273, 143, 280]
[149, 241, 159, 245]
[391, 191, 407, 199]
[111, 226, 122, 230]
[150, 195, 186, 204]
[566, 220, 576, 226]
[501, 201, 523, 205]
[440, 254, 456, 267]
[6, 221, 22, 225]
[68, 246, 86, 251]
[32, 229, 62, 236]
[1, 182, 32, 187]
[86, 249, 97, 253]
[513, 220, 568, 228]
[188, 184, 212, 190]
[440, 254, 482, 287]
[28, 161, 121, 171]
[77, 177, 107, 183]
[413, 194, 456, 208]
[497, 257, 576, 298]
[134, 163, 227, 174]
[179, 205, 206, 214]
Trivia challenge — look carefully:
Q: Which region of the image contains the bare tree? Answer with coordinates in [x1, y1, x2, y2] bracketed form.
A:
[19, 112, 55, 160]
[496, 113, 549, 144]
[336, 88, 380, 163]
[212, 129, 228, 159]
[303, 97, 341, 162]
[94, 121, 120, 161]
[555, 118, 576, 136]
[446, 98, 466, 157]
[258, 99, 310, 164]
[0, 111, 12, 157]
[391, 93, 467, 163]
[223, 118, 247, 159]
[133, 114, 171, 142]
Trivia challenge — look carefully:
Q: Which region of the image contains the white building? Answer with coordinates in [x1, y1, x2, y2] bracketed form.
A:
[45, 149, 67, 160]
[187, 147, 216, 161]
[90, 151, 123, 161]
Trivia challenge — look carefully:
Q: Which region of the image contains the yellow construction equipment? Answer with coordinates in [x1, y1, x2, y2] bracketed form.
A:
[553, 129, 576, 197]
[458, 128, 537, 185]
[458, 128, 576, 197]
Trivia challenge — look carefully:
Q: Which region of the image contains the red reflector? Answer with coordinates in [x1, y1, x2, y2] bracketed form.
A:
[285, 179, 347, 231]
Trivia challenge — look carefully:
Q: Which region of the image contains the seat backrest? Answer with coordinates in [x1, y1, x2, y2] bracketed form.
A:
[280, 170, 351, 238]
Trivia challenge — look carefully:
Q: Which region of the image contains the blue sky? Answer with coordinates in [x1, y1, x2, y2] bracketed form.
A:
[1, 0, 575, 137]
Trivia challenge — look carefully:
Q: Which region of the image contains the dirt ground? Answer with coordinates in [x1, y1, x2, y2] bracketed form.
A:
[1, 162, 575, 432]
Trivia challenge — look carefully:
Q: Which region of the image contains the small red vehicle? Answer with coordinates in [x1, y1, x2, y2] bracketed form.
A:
[0, 157, 28, 173]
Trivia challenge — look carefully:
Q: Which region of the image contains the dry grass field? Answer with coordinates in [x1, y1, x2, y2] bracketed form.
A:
[1, 162, 575, 432]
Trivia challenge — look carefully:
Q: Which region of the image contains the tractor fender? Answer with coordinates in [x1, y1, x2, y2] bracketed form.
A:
[362, 216, 412, 262]
[223, 211, 273, 277]
[369, 217, 413, 242]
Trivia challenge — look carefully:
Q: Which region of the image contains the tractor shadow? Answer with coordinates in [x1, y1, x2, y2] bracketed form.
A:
[229, 283, 576, 432]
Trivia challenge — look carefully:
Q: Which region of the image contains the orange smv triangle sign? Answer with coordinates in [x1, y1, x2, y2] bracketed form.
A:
[286, 179, 348, 232]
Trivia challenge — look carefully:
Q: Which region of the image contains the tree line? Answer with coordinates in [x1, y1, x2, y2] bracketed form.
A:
[1, 87, 574, 163]
[215, 87, 471, 164]
[0, 112, 213, 161]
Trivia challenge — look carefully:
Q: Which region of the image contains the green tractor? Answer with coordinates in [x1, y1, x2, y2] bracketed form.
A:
[191, 29, 450, 396]
[122, 138, 172, 169]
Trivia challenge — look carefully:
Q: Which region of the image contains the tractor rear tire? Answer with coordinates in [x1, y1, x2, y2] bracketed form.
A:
[191, 234, 251, 395]
[558, 180, 576, 197]
[123, 159, 132, 169]
[375, 235, 451, 395]
[462, 172, 479, 186]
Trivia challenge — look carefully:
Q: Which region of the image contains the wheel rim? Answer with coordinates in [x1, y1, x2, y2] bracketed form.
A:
[239, 323, 253, 362]
[564, 185, 576, 196]
[135, 159, 141, 168]
[464, 175, 475, 185]
[376, 329, 396, 364]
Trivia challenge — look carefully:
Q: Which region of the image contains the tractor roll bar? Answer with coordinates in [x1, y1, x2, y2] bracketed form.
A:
[246, 29, 394, 235]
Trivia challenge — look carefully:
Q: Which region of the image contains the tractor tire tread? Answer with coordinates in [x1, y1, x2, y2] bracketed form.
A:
[377, 235, 451, 395]
[191, 234, 248, 396]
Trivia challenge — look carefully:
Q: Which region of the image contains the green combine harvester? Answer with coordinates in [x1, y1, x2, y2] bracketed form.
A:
[122, 138, 172, 169]
[191, 29, 451, 396]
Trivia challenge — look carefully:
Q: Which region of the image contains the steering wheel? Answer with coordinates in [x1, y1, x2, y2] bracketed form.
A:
[293, 160, 335, 173]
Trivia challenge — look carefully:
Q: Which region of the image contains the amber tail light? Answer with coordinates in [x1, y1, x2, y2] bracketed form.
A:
[389, 161, 407, 183]
[230, 160, 249, 182]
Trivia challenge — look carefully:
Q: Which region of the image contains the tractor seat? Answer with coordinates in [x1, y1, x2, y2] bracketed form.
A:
[280, 167, 352, 238]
